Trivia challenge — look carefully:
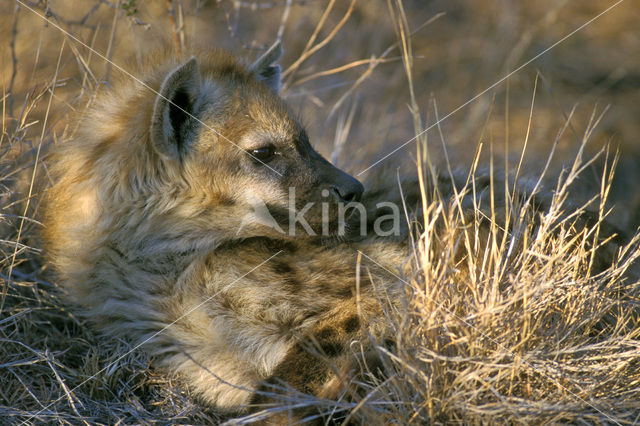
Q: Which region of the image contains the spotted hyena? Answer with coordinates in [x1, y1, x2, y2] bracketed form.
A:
[42, 42, 411, 421]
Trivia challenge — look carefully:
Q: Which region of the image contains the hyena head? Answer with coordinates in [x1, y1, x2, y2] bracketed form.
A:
[44, 43, 363, 274]
[149, 42, 363, 241]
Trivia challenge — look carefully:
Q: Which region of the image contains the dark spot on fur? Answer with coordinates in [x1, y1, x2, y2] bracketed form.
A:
[272, 261, 293, 274]
[342, 315, 360, 333]
[281, 241, 298, 253]
[320, 341, 343, 357]
[272, 260, 304, 291]
[317, 327, 336, 340]
[314, 326, 344, 357]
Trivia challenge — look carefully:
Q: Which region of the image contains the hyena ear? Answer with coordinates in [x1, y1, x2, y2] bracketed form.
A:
[250, 40, 283, 94]
[151, 57, 200, 160]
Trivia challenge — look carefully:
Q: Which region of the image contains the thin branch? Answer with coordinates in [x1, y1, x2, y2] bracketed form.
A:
[8, 4, 20, 119]
[283, 0, 355, 86]
[104, 0, 121, 82]
[277, 0, 292, 41]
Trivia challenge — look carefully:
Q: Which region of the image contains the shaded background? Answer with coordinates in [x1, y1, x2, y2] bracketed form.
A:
[2, 0, 639, 229]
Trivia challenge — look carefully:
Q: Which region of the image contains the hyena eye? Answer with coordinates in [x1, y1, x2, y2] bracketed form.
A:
[249, 145, 276, 163]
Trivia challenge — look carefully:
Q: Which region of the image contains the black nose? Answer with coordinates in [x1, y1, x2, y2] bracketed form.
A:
[331, 177, 364, 203]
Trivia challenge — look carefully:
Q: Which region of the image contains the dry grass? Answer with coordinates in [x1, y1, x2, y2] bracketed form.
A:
[2, 0, 640, 424]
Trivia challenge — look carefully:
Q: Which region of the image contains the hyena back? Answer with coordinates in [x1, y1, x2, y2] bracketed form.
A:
[42, 42, 408, 417]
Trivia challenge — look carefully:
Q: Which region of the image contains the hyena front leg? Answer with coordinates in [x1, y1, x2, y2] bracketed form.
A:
[250, 308, 388, 424]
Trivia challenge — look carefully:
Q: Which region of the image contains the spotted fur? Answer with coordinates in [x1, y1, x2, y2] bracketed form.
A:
[42, 44, 408, 418]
